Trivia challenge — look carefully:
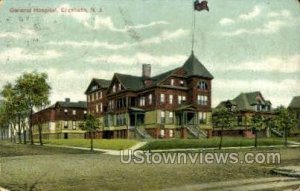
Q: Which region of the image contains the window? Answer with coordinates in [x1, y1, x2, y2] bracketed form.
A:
[160, 129, 165, 138]
[87, 95, 90, 102]
[95, 92, 99, 100]
[169, 111, 174, 123]
[64, 121, 68, 129]
[180, 80, 184, 86]
[92, 93, 95, 101]
[99, 91, 102, 99]
[198, 81, 208, 90]
[182, 96, 186, 102]
[257, 105, 261, 111]
[169, 95, 173, 104]
[170, 79, 174, 86]
[139, 96, 145, 106]
[116, 114, 126, 126]
[169, 130, 174, 138]
[160, 94, 165, 103]
[72, 121, 76, 130]
[198, 112, 207, 124]
[84, 110, 87, 114]
[161, 111, 165, 123]
[89, 95, 92, 102]
[100, 103, 103, 112]
[118, 84, 122, 91]
[148, 94, 152, 105]
[112, 85, 116, 93]
[197, 95, 208, 105]
[178, 95, 182, 104]
[96, 104, 99, 113]
[64, 109, 68, 115]
[72, 110, 76, 115]
[91, 85, 97, 91]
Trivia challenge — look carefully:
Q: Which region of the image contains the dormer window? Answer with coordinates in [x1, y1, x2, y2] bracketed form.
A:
[112, 85, 116, 93]
[198, 81, 208, 90]
[180, 80, 184, 86]
[91, 85, 98, 91]
[256, 105, 262, 111]
[170, 79, 174, 86]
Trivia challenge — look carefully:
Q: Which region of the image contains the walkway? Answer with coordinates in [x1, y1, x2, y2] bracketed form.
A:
[161, 177, 300, 191]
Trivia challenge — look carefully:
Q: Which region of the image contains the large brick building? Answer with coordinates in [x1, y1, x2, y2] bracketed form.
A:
[215, 91, 273, 137]
[32, 98, 87, 139]
[85, 52, 214, 139]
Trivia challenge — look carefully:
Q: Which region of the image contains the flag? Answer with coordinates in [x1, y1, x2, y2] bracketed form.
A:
[194, 0, 209, 12]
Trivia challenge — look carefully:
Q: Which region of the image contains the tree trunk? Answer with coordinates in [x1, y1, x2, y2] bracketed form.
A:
[10, 125, 13, 142]
[284, 126, 288, 147]
[254, 130, 258, 148]
[23, 129, 27, 144]
[38, 124, 43, 146]
[219, 126, 223, 150]
[90, 131, 94, 151]
[29, 107, 34, 145]
[18, 114, 22, 143]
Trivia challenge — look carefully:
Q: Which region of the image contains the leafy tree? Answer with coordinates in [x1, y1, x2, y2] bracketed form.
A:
[250, 113, 264, 148]
[15, 72, 51, 145]
[213, 106, 236, 149]
[272, 106, 297, 146]
[81, 114, 98, 151]
[0, 102, 9, 140]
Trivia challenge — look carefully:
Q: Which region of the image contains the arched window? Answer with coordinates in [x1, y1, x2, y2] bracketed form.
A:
[198, 81, 208, 90]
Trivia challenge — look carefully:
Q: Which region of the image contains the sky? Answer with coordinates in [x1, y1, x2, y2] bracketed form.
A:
[0, 0, 299, 107]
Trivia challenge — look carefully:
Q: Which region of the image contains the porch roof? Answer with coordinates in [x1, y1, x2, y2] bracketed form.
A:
[175, 104, 196, 111]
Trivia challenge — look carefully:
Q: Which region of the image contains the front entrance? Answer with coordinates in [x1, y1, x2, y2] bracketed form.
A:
[129, 113, 145, 127]
[63, 133, 68, 139]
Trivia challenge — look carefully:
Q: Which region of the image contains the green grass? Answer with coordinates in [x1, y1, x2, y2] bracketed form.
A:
[1, 141, 300, 191]
[0, 141, 101, 157]
[140, 137, 285, 150]
[41, 139, 139, 150]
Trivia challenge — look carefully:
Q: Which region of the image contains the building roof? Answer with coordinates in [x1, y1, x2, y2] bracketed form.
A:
[182, 51, 214, 79]
[115, 73, 145, 91]
[91, 52, 213, 93]
[289, 96, 300, 109]
[49, 99, 87, 109]
[218, 91, 272, 112]
[85, 78, 111, 94]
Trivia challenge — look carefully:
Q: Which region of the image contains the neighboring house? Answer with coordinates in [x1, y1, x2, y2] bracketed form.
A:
[215, 91, 273, 137]
[32, 98, 87, 139]
[85, 52, 214, 139]
[288, 96, 300, 136]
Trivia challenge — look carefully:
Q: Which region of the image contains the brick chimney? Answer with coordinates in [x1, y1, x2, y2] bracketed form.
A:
[142, 64, 151, 79]
[65, 98, 70, 103]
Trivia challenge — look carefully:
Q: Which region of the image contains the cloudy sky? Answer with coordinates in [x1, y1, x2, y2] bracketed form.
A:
[0, 0, 299, 107]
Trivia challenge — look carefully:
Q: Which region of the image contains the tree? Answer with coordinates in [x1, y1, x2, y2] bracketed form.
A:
[81, 114, 98, 151]
[0, 102, 9, 140]
[213, 106, 236, 149]
[250, 113, 264, 148]
[272, 106, 297, 146]
[15, 72, 51, 145]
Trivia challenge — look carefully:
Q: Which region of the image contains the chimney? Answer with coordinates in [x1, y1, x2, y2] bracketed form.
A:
[65, 98, 70, 103]
[142, 64, 151, 79]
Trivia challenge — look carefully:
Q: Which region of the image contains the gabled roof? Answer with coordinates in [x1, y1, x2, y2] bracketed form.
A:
[115, 73, 145, 91]
[152, 68, 179, 86]
[218, 91, 272, 112]
[182, 51, 214, 79]
[56, 101, 87, 109]
[85, 78, 111, 94]
[289, 96, 300, 109]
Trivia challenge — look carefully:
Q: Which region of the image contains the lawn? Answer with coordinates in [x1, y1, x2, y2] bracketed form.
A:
[1, 141, 300, 191]
[41, 139, 139, 150]
[140, 137, 285, 150]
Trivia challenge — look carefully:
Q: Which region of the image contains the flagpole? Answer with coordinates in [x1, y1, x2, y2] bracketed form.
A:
[191, 3, 196, 53]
